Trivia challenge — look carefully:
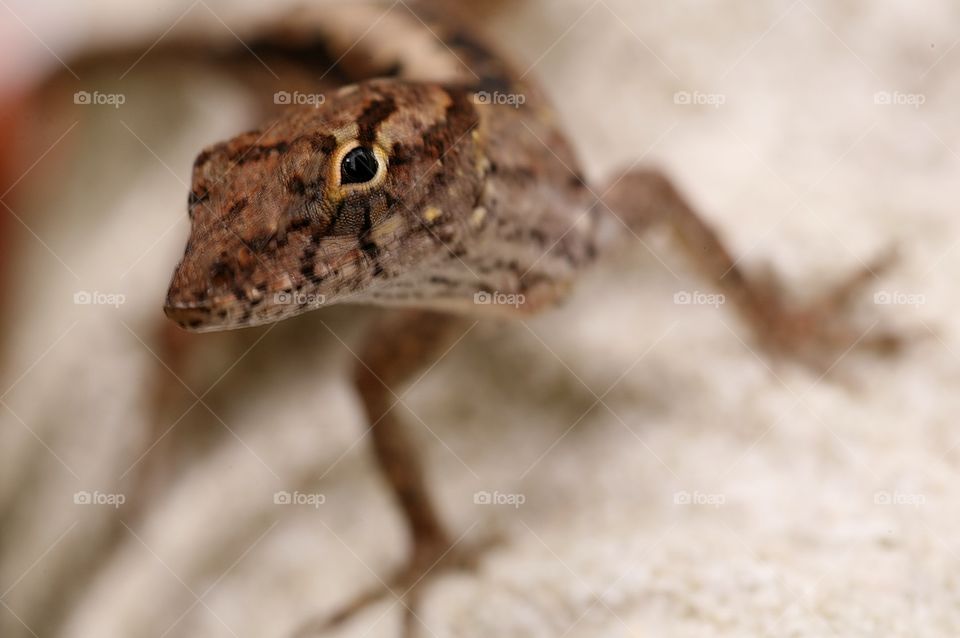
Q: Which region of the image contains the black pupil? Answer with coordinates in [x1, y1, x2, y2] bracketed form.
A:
[341, 147, 379, 184]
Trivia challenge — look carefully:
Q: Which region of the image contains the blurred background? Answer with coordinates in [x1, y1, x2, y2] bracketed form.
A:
[1, 0, 958, 636]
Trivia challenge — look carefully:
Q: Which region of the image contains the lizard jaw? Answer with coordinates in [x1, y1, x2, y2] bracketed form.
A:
[164, 274, 346, 331]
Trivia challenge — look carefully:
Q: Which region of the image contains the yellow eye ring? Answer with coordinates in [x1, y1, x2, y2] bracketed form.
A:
[330, 141, 389, 196]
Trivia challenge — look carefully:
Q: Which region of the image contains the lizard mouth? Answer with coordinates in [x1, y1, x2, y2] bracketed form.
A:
[163, 296, 224, 331]
[163, 271, 248, 330]
[164, 296, 273, 332]
[164, 276, 334, 332]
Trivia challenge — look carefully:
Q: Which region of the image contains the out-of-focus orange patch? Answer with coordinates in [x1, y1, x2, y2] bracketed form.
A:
[0, 94, 23, 303]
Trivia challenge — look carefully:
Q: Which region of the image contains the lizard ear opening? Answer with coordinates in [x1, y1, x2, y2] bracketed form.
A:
[332, 141, 388, 193]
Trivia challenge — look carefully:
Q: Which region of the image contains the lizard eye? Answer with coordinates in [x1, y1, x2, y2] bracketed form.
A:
[340, 147, 379, 184]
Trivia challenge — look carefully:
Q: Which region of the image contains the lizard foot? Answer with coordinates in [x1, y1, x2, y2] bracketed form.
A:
[293, 532, 500, 637]
[743, 248, 908, 371]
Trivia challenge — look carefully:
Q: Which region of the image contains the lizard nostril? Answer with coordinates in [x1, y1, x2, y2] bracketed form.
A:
[209, 259, 234, 289]
[245, 232, 276, 253]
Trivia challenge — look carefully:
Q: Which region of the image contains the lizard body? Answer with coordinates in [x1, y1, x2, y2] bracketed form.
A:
[149, 2, 895, 633]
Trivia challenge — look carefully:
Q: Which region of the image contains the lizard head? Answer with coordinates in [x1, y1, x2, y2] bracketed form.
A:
[164, 80, 485, 331]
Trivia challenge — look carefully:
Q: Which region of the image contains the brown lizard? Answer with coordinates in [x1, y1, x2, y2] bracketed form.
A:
[160, 2, 897, 633]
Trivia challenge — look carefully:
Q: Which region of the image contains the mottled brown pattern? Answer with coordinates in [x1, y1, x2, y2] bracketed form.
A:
[356, 97, 398, 145]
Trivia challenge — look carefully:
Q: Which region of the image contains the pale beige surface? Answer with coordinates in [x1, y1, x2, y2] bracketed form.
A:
[1, 1, 959, 637]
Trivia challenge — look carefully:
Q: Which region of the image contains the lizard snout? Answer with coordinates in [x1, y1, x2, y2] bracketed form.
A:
[164, 241, 259, 330]
[163, 257, 231, 330]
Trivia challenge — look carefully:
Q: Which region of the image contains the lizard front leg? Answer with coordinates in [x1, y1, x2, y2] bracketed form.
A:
[308, 309, 483, 636]
[601, 169, 899, 369]
[353, 309, 464, 566]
